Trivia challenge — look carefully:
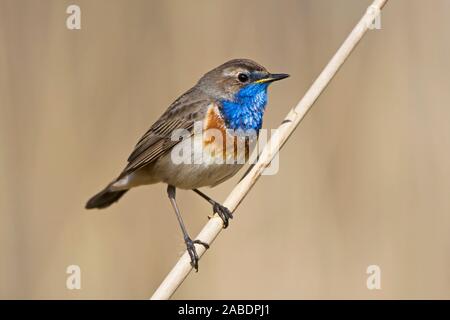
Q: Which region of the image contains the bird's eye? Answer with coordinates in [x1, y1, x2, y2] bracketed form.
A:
[237, 73, 249, 83]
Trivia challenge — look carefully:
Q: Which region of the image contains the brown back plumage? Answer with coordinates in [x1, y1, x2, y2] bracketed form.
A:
[121, 58, 268, 177]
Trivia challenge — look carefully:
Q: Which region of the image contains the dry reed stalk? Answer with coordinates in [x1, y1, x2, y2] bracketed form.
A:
[151, 0, 389, 300]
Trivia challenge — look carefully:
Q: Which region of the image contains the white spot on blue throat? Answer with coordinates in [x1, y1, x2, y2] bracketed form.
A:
[220, 83, 269, 131]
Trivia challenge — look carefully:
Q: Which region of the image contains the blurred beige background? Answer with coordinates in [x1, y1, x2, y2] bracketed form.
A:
[1, 0, 450, 299]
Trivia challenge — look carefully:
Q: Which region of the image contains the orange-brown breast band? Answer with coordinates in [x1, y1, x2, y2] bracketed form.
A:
[203, 105, 251, 162]
[203, 105, 227, 160]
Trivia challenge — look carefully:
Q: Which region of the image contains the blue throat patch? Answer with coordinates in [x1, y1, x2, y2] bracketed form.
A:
[220, 83, 269, 131]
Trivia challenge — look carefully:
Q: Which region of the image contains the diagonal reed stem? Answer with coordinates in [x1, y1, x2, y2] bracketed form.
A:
[151, 0, 389, 300]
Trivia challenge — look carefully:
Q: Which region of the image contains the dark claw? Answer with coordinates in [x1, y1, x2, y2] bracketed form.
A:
[185, 237, 209, 272]
[213, 203, 233, 229]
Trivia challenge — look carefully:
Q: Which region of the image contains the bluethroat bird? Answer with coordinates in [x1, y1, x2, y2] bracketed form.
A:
[86, 59, 289, 270]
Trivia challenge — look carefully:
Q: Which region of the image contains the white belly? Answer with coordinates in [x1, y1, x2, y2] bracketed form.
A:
[113, 129, 256, 190]
[150, 133, 249, 189]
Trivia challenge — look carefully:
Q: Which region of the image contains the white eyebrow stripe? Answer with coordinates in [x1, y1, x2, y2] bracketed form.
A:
[222, 68, 247, 77]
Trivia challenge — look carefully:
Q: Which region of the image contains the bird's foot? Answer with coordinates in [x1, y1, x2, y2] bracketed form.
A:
[185, 237, 209, 272]
[213, 203, 233, 229]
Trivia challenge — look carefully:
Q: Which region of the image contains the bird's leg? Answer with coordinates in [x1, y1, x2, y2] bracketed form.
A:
[167, 185, 209, 272]
[193, 189, 233, 228]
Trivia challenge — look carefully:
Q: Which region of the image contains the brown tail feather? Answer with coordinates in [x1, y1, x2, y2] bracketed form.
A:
[85, 184, 128, 209]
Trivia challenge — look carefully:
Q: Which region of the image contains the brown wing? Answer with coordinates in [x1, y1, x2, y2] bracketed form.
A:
[121, 86, 211, 176]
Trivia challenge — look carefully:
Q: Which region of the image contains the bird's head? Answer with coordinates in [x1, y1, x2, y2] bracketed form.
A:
[198, 59, 289, 101]
[198, 59, 289, 131]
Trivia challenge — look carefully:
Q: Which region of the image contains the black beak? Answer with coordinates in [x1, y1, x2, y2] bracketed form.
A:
[268, 73, 290, 82]
[255, 73, 290, 84]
